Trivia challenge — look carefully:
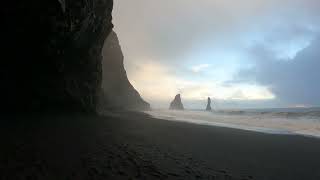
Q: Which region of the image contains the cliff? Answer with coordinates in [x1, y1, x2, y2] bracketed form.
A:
[169, 94, 184, 110]
[101, 31, 150, 111]
[1, 0, 113, 113]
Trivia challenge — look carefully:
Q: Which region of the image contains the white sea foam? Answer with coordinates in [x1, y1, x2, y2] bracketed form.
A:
[146, 108, 320, 138]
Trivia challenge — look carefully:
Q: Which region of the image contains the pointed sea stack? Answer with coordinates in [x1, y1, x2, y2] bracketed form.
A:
[206, 97, 212, 111]
[169, 94, 184, 110]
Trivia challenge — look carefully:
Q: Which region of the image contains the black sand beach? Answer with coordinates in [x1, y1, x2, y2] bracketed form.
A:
[1, 112, 320, 180]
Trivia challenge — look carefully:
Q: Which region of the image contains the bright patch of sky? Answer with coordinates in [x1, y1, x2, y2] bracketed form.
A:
[128, 59, 275, 108]
[191, 64, 210, 73]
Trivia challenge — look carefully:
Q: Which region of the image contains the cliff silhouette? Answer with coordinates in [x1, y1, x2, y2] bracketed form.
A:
[101, 31, 150, 111]
[1, 0, 113, 113]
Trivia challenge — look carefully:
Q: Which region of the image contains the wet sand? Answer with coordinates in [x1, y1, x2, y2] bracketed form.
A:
[1, 111, 320, 179]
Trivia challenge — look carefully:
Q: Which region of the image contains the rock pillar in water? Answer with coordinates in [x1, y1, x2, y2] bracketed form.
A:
[206, 97, 212, 111]
[169, 94, 184, 110]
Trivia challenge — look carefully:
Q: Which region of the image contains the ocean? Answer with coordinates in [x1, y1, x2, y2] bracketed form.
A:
[146, 107, 320, 138]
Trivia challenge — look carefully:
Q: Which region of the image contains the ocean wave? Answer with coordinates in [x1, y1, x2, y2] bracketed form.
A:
[215, 109, 320, 118]
[146, 108, 320, 138]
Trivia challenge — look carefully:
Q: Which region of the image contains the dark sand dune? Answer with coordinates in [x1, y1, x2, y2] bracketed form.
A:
[1, 112, 320, 180]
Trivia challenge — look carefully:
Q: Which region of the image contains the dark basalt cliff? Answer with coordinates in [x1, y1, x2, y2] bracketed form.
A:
[101, 31, 150, 111]
[1, 0, 113, 113]
[169, 94, 184, 110]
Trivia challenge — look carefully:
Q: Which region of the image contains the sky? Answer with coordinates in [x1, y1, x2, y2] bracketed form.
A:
[112, 0, 320, 109]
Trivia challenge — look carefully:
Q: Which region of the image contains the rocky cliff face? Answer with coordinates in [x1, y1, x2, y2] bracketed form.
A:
[101, 31, 150, 111]
[169, 94, 184, 110]
[1, 0, 113, 113]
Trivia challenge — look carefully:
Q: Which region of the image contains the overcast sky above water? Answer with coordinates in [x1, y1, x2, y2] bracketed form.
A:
[112, 0, 320, 109]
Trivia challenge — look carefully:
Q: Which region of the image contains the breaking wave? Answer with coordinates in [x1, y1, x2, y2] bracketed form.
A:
[146, 108, 320, 138]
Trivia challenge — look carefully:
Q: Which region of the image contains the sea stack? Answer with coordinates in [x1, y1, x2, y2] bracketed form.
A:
[169, 94, 184, 110]
[206, 97, 212, 111]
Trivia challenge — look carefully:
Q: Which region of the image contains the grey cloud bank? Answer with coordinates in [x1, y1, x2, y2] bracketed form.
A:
[237, 38, 320, 107]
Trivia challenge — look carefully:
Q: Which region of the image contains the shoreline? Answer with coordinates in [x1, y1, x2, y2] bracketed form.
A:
[145, 110, 320, 139]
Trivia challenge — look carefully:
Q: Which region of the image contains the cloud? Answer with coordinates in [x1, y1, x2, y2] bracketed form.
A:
[113, 0, 320, 60]
[191, 64, 210, 73]
[236, 38, 320, 106]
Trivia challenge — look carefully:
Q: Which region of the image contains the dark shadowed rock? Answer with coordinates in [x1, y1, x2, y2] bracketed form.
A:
[101, 31, 150, 111]
[206, 97, 212, 111]
[169, 94, 184, 110]
[1, 0, 113, 113]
